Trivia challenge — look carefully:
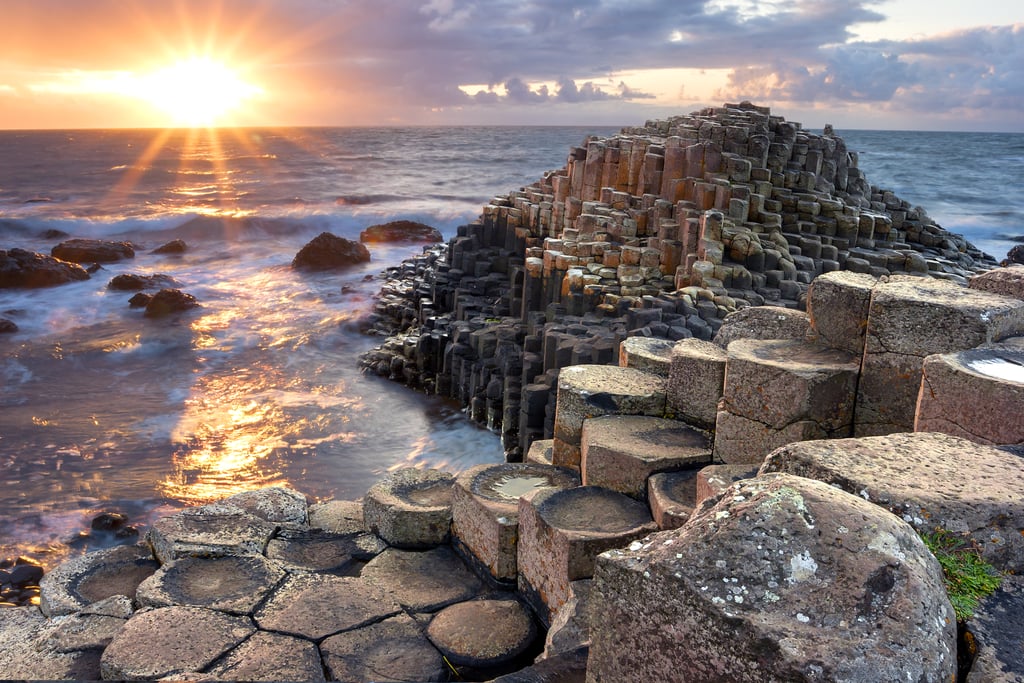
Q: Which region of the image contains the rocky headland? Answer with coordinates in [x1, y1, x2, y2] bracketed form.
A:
[3, 103, 1024, 681]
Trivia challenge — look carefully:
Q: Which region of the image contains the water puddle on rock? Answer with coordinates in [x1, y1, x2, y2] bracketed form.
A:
[491, 476, 550, 499]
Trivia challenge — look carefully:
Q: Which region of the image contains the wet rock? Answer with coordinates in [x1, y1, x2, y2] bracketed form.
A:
[143, 288, 200, 317]
[359, 219, 443, 243]
[254, 573, 401, 640]
[292, 231, 370, 270]
[588, 473, 956, 682]
[0, 248, 90, 288]
[152, 238, 188, 254]
[51, 238, 135, 264]
[320, 613, 447, 683]
[100, 605, 255, 680]
[136, 554, 286, 614]
[362, 467, 454, 548]
[106, 272, 178, 291]
[128, 292, 151, 308]
[206, 631, 325, 681]
[39, 544, 158, 617]
[0, 317, 17, 333]
[361, 546, 483, 612]
[146, 502, 278, 564]
[426, 598, 538, 670]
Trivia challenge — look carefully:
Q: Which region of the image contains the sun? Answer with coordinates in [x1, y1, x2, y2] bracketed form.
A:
[139, 57, 263, 127]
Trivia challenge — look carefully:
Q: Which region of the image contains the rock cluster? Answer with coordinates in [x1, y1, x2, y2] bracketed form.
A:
[360, 103, 1000, 460]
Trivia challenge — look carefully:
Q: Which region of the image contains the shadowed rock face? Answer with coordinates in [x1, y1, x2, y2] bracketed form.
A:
[360, 220, 443, 244]
[292, 231, 370, 270]
[588, 473, 957, 683]
[51, 239, 135, 264]
[0, 248, 90, 288]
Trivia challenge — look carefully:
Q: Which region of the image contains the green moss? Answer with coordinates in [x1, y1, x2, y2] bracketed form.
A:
[920, 528, 1003, 621]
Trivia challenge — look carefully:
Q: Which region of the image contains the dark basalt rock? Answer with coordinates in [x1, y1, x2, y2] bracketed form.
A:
[152, 239, 187, 254]
[359, 220, 443, 244]
[143, 288, 199, 317]
[51, 239, 135, 264]
[0, 248, 90, 288]
[1002, 244, 1024, 267]
[107, 273, 178, 291]
[128, 292, 152, 308]
[0, 318, 17, 333]
[292, 232, 370, 270]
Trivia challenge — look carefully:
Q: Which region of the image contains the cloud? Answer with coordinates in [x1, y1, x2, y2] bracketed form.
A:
[0, 0, 1021, 129]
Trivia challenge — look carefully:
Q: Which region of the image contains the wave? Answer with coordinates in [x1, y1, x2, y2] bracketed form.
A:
[335, 194, 404, 206]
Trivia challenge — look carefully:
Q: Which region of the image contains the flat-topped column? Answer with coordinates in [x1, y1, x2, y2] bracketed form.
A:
[714, 338, 860, 464]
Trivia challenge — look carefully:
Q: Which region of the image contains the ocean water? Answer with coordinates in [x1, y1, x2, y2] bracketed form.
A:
[0, 124, 1021, 568]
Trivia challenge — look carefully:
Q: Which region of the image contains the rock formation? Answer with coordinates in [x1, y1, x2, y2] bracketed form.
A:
[292, 231, 371, 270]
[0, 248, 90, 288]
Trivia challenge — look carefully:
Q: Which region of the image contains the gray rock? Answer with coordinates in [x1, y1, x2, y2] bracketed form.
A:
[308, 498, 365, 534]
[221, 486, 308, 526]
[588, 473, 956, 682]
[760, 431, 1024, 573]
[966, 575, 1024, 683]
[0, 607, 103, 680]
[712, 305, 811, 348]
[265, 528, 374, 572]
[41, 612, 126, 653]
[362, 467, 454, 548]
[39, 543, 158, 617]
[361, 546, 483, 612]
[100, 606, 254, 680]
[970, 266, 1024, 300]
[146, 502, 278, 564]
[205, 631, 326, 682]
[135, 554, 286, 614]
[253, 572, 401, 640]
[320, 613, 447, 683]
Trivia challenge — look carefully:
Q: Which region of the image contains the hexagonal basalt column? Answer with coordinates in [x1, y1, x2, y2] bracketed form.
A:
[915, 346, 1024, 445]
[646, 469, 702, 529]
[618, 337, 674, 377]
[581, 415, 711, 499]
[450, 463, 580, 584]
[806, 271, 877, 356]
[39, 544, 159, 617]
[714, 339, 860, 464]
[517, 486, 657, 626]
[666, 338, 727, 430]
[856, 277, 1024, 436]
[135, 554, 286, 615]
[146, 503, 278, 564]
[362, 467, 455, 548]
[553, 365, 666, 470]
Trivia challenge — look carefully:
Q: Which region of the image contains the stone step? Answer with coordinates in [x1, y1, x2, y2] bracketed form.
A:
[362, 467, 455, 549]
[580, 414, 711, 499]
[714, 338, 860, 464]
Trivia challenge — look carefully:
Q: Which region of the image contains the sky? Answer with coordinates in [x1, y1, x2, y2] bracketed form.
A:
[0, 0, 1020, 132]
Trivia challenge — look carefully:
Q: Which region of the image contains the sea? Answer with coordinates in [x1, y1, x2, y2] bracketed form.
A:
[1, 125, 1022, 569]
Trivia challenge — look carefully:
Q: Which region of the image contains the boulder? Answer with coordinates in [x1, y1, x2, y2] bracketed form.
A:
[1002, 245, 1024, 267]
[0, 317, 16, 333]
[359, 220, 443, 243]
[143, 288, 199, 317]
[51, 238, 135, 263]
[588, 473, 957, 682]
[292, 231, 370, 270]
[152, 239, 188, 254]
[106, 273, 178, 291]
[0, 248, 90, 288]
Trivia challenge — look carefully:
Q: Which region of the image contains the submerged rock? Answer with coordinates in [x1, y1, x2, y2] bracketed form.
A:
[152, 239, 187, 254]
[360, 220, 443, 244]
[0, 248, 90, 288]
[292, 232, 370, 270]
[0, 318, 17, 333]
[51, 239, 135, 264]
[107, 273, 178, 291]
